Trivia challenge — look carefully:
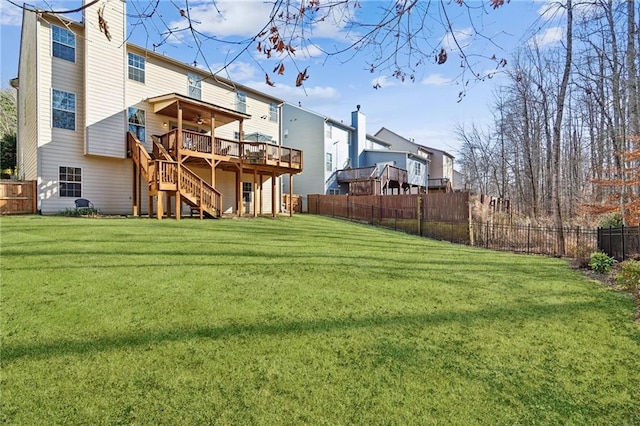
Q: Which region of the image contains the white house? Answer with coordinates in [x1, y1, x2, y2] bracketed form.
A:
[12, 0, 302, 218]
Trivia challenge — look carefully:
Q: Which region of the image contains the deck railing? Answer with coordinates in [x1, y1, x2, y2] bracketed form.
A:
[128, 132, 221, 217]
[428, 178, 450, 188]
[156, 129, 302, 170]
[336, 166, 378, 182]
[179, 164, 222, 216]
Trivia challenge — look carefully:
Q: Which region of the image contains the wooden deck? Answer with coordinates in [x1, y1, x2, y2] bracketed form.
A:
[156, 129, 302, 172]
[336, 165, 408, 196]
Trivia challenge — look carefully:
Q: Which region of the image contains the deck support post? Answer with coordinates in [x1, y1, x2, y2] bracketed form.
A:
[259, 174, 264, 215]
[148, 195, 153, 218]
[253, 169, 258, 217]
[156, 192, 163, 220]
[132, 161, 139, 216]
[271, 171, 277, 217]
[289, 174, 293, 217]
[236, 166, 243, 216]
[176, 106, 183, 221]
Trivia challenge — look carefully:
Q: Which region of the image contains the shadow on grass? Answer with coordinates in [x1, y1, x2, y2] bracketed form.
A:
[3, 299, 626, 363]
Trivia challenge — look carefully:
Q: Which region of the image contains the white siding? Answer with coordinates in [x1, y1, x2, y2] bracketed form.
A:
[282, 104, 325, 211]
[84, 0, 127, 158]
[37, 17, 88, 213]
[17, 10, 39, 180]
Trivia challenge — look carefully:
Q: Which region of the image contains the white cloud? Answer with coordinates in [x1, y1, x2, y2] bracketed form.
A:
[528, 26, 563, 48]
[169, 1, 274, 38]
[371, 76, 399, 88]
[422, 74, 451, 86]
[0, 2, 23, 25]
[209, 61, 257, 82]
[441, 27, 473, 52]
[244, 79, 341, 105]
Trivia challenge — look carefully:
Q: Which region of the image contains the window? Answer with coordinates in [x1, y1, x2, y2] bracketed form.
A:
[328, 188, 340, 195]
[269, 103, 278, 122]
[188, 73, 201, 99]
[52, 25, 75, 62]
[326, 152, 333, 172]
[128, 52, 145, 83]
[128, 108, 145, 141]
[236, 91, 246, 113]
[413, 162, 422, 175]
[325, 124, 332, 138]
[59, 166, 81, 197]
[52, 89, 76, 130]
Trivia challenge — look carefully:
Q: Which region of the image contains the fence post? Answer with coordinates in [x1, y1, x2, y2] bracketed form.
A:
[485, 221, 489, 248]
[622, 224, 626, 260]
[417, 196, 421, 236]
[527, 224, 531, 255]
[609, 226, 612, 258]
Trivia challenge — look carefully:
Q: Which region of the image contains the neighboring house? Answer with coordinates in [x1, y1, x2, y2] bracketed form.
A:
[12, 0, 302, 217]
[453, 169, 466, 191]
[282, 104, 429, 210]
[375, 127, 454, 192]
[281, 103, 353, 207]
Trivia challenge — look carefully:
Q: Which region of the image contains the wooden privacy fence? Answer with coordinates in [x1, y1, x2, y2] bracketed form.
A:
[0, 180, 37, 215]
[307, 192, 472, 243]
[307, 193, 600, 258]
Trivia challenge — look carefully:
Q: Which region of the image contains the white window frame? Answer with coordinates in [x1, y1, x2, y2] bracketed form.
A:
[52, 89, 76, 131]
[188, 73, 201, 100]
[326, 152, 333, 172]
[414, 162, 422, 176]
[325, 124, 332, 138]
[52, 25, 75, 62]
[128, 52, 145, 83]
[128, 108, 146, 141]
[236, 91, 247, 113]
[59, 166, 82, 198]
[328, 188, 340, 195]
[269, 103, 278, 122]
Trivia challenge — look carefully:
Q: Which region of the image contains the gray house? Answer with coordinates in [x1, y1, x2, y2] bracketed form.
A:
[375, 127, 455, 192]
[282, 104, 432, 210]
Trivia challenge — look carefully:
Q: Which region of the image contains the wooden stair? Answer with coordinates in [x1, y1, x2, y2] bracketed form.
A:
[128, 132, 222, 218]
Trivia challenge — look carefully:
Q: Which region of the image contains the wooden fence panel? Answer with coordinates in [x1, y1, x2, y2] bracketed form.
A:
[423, 192, 470, 222]
[0, 181, 37, 215]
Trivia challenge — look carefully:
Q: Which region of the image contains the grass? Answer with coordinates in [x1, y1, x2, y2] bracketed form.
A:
[1, 214, 639, 425]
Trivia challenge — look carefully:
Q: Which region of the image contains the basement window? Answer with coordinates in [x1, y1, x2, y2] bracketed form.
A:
[59, 166, 82, 198]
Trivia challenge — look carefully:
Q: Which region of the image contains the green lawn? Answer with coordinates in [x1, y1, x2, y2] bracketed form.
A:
[1, 215, 639, 425]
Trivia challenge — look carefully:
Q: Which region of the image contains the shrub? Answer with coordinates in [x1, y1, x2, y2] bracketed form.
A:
[589, 252, 615, 274]
[575, 244, 592, 268]
[599, 213, 623, 228]
[615, 259, 640, 292]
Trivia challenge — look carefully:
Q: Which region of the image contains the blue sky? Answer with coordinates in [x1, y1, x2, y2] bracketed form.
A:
[0, 0, 560, 154]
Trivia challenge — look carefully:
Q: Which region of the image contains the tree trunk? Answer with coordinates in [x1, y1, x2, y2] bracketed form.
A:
[552, 0, 573, 256]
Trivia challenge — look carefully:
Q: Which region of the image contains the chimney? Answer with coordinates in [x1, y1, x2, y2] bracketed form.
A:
[350, 106, 366, 168]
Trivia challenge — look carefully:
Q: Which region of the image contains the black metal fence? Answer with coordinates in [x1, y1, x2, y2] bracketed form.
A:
[471, 222, 598, 258]
[597, 226, 640, 261]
